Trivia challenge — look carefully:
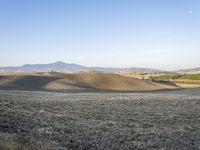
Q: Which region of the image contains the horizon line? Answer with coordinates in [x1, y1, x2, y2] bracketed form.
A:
[0, 61, 199, 72]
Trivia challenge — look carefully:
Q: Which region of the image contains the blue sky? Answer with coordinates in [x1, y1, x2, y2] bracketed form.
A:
[0, 0, 200, 70]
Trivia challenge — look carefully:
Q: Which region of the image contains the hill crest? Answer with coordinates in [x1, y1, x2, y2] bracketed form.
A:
[0, 62, 164, 73]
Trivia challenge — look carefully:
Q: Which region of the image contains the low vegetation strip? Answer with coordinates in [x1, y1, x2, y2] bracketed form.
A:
[151, 73, 200, 81]
[150, 74, 200, 86]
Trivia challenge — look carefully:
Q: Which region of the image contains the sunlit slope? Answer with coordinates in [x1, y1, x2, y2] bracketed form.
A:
[0, 72, 178, 92]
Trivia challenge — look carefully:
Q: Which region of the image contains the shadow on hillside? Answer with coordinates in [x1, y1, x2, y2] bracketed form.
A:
[156, 87, 200, 96]
[152, 80, 178, 87]
[0, 76, 60, 91]
[0, 75, 101, 92]
[0, 74, 183, 93]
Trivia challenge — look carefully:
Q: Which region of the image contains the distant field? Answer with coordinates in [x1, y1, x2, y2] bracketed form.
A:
[151, 73, 200, 81]
[116, 72, 162, 80]
[0, 90, 200, 149]
[0, 72, 178, 92]
[150, 74, 200, 88]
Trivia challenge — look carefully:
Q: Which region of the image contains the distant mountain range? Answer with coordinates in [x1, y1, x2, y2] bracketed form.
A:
[177, 67, 200, 74]
[0, 61, 166, 73]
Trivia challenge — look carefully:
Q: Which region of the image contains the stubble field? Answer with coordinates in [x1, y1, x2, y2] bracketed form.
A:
[0, 90, 200, 150]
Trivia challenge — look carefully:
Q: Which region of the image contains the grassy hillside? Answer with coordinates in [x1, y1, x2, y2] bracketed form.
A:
[0, 72, 178, 92]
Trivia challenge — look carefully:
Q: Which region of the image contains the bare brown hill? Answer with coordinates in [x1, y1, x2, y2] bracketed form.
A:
[0, 72, 178, 92]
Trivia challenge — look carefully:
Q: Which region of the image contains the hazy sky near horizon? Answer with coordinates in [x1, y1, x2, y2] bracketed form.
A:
[0, 0, 200, 70]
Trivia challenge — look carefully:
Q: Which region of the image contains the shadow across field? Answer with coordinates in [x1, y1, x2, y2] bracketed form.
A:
[157, 87, 200, 96]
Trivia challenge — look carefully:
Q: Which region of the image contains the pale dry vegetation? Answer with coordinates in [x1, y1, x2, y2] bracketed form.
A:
[116, 72, 162, 80]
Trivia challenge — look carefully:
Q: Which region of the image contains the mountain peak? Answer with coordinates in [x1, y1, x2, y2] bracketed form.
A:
[0, 62, 164, 73]
[52, 61, 66, 65]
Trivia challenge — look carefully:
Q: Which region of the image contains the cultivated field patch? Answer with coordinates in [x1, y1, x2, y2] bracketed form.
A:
[0, 91, 200, 149]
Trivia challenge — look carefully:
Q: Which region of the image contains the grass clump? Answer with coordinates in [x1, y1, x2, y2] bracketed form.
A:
[0, 135, 51, 150]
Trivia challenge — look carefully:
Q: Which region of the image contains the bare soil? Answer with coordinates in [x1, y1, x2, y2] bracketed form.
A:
[1, 90, 200, 149]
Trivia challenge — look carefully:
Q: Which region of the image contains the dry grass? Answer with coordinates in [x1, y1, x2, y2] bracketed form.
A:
[0, 135, 51, 150]
[116, 72, 162, 80]
[0, 72, 178, 92]
[170, 79, 200, 84]
[175, 83, 200, 88]
[1, 90, 200, 149]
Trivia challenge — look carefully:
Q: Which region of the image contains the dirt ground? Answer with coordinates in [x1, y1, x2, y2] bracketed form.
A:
[0, 90, 200, 149]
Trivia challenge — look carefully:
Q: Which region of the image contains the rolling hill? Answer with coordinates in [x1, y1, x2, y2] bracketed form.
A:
[0, 62, 88, 73]
[0, 61, 164, 73]
[0, 72, 178, 92]
[177, 67, 200, 74]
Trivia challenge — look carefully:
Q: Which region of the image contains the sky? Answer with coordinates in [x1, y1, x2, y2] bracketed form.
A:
[0, 0, 200, 70]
